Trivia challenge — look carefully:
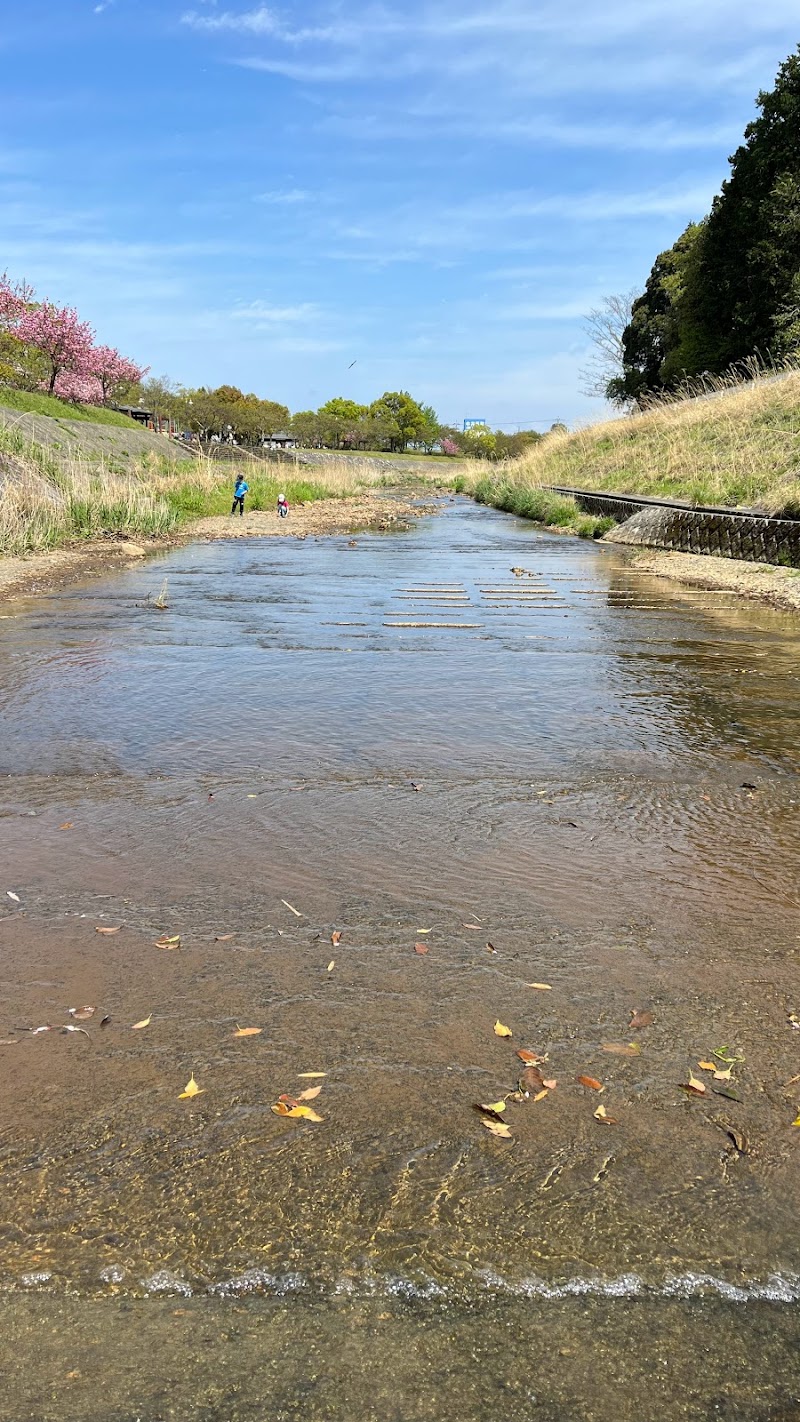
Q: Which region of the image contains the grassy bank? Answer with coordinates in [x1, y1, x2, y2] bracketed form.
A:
[453, 471, 615, 538]
[0, 387, 142, 428]
[0, 423, 410, 556]
[486, 367, 800, 518]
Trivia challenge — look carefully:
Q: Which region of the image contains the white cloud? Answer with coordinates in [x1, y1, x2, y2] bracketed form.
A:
[254, 188, 311, 205]
[230, 299, 320, 324]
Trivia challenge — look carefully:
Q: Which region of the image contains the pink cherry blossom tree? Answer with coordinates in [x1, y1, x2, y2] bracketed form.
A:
[440, 436, 459, 456]
[52, 370, 104, 405]
[17, 302, 96, 395]
[90, 344, 148, 404]
[0, 272, 35, 329]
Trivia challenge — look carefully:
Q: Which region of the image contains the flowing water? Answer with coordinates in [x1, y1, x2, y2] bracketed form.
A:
[1, 497, 799, 1421]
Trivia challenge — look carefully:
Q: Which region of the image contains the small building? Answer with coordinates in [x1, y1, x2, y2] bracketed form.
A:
[263, 430, 298, 450]
[114, 405, 178, 436]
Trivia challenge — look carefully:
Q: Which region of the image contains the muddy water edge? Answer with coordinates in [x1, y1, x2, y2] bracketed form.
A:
[0, 496, 799, 1422]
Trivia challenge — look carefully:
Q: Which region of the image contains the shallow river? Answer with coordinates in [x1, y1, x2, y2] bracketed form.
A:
[1, 497, 799, 1421]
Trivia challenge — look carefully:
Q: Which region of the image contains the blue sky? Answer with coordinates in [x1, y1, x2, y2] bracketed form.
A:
[1, 2, 798, 427]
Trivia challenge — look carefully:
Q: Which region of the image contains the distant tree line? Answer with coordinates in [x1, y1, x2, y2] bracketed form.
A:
[590, 45, 800, 406]
[134, 378, 549, 457]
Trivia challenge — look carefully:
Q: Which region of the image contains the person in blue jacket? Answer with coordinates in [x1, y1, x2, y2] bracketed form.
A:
[231, 476, 249, 516]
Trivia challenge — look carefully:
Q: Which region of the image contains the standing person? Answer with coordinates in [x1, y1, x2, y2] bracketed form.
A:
[231, 475, 249, 517]
[277, 492, 289, 519]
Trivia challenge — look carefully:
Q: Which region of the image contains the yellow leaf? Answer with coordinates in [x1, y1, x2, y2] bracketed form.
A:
[482, 1118, 512, 1138]
[594, 1105, 608, 1120]
[792, 1115, 800, 1127]
[179, 1075, 204, 1100]
[533, 1089, 549, 1102]
[327, 960, 336, 972]
[688, 1071, 707, 1094]
[132, 1015, 152, 1030]
[416, 928, 431, 934]
[271, 1102, 324, 1122]
[494, 1020, 513, 1038]
[154, 935, 181, 950]
[713, 1067, 733, 1082]
[297, 1085, 323, 1101]
[479, 1100, 507, 1115]
[233, 1026, 262, 1038]
[528, 983, 552, 991]
[698, 1061, 716, 1071]
[298, 1071, 327, 1079]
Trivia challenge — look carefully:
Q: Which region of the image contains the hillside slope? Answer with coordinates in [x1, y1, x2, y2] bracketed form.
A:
[0, 403, 195, 468]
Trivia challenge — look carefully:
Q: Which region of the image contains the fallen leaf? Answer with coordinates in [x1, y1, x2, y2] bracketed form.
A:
[154, 935, 181, 950]
[132, 1015, 152, 1030]
[486, 942, 498, 954]
[532, 1089, 549, 1102]
[519, 1065, 545, 1094]
[179, 1075, 204, 1100]
[680, 1072, 707, 1096]
[100, 1016, 111, 1027]
[59, 822, 74, 831]
[62, 1025, 90, 1038]
[327, 960, 336, 972]
[271, 1102, 324, 1122]
[629, 1009, 654, 1030]
[298, 1071, 327, 1079]
[6, 892, 20, 903]
[68, 1006, 96, 1021]
[414, 942, 429, 955]
[542, 1078, 558, 1090]
[481, 1118, 512, 1138]
[95, 925, 121, 935]
[30, 1025, 52, 1034]
[463, 923, 482, 930]
[713, 1067, 733, 1082]
[477, 1100, 507, 1116]
[416, 929, 432, 935]
[281, 899, 302, 918]
[528, 983, 552, 991]
[331, 930, 342, 946]
[215, 934, 235, 942]
[601, 1042, 641, 1057]
[247, 794, 258, 799]
[725, 1126, 750, 1153]
[233, 1025, 262, 1038]
[698, 1060, 716, 1071]
[713, 1086, 743, 1102]
[594, 1104, 619, 1123]
[494, 1020, 512, 1038]
[788, 1013, 800, 1031]
[793, 1114, 800, 1127]
[297, 1085, 323, 1101]
[577, 1075, 604, 1092]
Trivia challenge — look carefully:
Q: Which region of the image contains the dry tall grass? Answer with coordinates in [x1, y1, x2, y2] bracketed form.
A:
[495, 364, 800, 516]
[0, 426, 432, 556]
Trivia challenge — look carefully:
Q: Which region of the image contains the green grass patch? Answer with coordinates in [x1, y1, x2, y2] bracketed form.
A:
[470, 475, 614, 538]
[0, 387, 140, 427]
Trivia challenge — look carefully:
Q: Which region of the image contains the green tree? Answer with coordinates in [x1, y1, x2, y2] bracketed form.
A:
[317, 397, 367, 448]
[611, 223, 705, 403]
[368, 391, 426, 450]
[291, 410, 322, 446]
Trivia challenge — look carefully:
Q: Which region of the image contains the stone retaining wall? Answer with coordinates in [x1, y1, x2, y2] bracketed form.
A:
[602, 503, 800, 567]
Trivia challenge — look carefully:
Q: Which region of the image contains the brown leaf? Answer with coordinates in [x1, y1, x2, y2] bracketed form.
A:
[680, 1071, 707, 1096]
[95, 925, 122, 935]
[493, 1020, 512, 1038]
[519, 1065, 545, 1094]
[629, 1009, 654, 1030]
[577, 1075, 604, 1092]
[233, 1025, 262, 1038]
[516, 1048, 544, 1065]
[486, 942, 498, 954]
[542, 1078, 557, 1090]
[414, 942, 429, 955]
[154, 935, 181, 950]
[59, 822, 74, 831]
[601, 1042, 641, 1057]
[698, 1060, 716, 1071]
[331, 931, 342, 946]
[297, 1085, 323, 1101]
[481, 1118, 512, 1138]
[215, 934, 235, 942]
[532, 1089, 549, 1102]
[68, 1006, 96, 1021]
[100, 1016, 111, 1028]
[463, 923, 482, 930]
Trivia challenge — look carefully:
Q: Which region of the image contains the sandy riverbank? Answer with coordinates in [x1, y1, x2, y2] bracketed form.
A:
[623, 545, 800, 613]
[0, 491, 436, 603]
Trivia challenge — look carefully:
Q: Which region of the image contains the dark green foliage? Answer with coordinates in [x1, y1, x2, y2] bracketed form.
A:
[614, 46, 800, 399]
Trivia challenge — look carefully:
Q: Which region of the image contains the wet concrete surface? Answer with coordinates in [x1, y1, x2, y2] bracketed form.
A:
[0, 499, 798, 1419]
